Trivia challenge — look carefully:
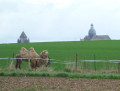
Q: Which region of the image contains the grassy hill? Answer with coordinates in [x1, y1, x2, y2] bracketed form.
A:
[0, 40, 120, 59]
[0, 40, 120, 70]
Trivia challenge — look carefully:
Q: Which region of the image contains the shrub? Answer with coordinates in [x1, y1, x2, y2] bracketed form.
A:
[0, 72, 4, 76]
[40, 73, 50, 77]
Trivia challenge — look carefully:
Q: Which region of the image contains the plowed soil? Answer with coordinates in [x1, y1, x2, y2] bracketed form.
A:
[0, 76, 120, 91]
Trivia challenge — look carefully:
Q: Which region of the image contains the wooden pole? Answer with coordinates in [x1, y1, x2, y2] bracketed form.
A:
[75, 53, 78, 71]
[118, 60, 120, 73]
[94, 54, 96, 72]
[106, 56, 109, 71]
[12, 52, 14, 65]
[84, 56, 86, 71]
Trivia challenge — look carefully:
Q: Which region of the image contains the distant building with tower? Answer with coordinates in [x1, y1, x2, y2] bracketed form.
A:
[82, 24, 111, 41]
[17, 31, 30, 43]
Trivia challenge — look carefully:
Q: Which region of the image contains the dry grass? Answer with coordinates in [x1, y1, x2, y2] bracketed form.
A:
[35, 66, 54, 72]
[9, 60, 15, 70]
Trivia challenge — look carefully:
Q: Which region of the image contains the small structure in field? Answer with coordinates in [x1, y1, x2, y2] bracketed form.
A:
[82, 24, 111, 41]
[17, 31, 30, 43]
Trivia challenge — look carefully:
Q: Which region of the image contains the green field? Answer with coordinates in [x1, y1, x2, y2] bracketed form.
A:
[0, 40, 120, 71]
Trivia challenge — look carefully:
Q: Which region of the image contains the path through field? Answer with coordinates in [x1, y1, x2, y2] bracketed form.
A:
[0, 76, 120, 91]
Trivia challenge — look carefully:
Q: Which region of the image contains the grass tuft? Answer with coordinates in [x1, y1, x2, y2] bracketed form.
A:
[64, 64, 82, 73]
[35, 66, 54, 72]
[0, 72, 4, 76]
[56, 72, 68, 77]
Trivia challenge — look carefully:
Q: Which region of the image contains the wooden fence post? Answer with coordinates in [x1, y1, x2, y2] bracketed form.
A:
[84, 56, 86, 71]
[94, 54, 96, 72]
[75, 53, 78, 71]
[118, 60, 120, 73]
[106, 56, 109, 71]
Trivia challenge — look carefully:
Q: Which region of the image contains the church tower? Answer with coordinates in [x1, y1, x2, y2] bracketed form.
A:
[88, 24, 96, 39]
[83, 23, 111, 41]
[17, 31, 30, 43]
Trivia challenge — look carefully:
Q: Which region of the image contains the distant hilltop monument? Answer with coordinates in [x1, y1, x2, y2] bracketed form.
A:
[82, 24, 111, 41]
[17, 31, 30, 43]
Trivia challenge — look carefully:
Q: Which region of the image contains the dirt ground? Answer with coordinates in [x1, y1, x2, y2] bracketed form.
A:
[0, 76, 120, 91]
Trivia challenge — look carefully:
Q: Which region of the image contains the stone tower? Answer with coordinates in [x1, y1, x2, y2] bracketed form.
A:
[88, 24, 96, 39]
[17, 31, 30, 43]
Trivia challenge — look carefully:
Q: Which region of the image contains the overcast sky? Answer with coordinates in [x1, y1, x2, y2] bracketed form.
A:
[0, 0, 120, 43]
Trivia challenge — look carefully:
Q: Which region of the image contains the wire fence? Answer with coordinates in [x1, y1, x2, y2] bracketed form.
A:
[0, 55, 120, 73]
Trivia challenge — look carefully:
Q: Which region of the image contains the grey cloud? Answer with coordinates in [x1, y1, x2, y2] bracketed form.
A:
[0, 0, 120, 43]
